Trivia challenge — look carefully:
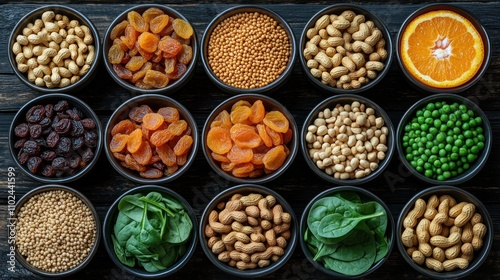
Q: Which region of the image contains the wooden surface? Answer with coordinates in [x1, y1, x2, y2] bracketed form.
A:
[1, 1, 499, 279]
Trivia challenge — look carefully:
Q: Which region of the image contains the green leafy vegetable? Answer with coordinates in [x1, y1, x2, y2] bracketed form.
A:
[111, 191, 193, 272]
[304, 191, 389, 276]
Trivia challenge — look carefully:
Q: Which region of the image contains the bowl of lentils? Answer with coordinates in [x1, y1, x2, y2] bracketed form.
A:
[396, 93, 491, 184]
[15, 184, 100, 277]
[200, 5, 297, 94]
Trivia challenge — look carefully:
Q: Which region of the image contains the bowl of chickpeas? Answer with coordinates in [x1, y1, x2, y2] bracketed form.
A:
[396, 93, 491, 185]
[301, 94, 395, 185]
[200, 5, 297, 94]
[8, 5, 101, 93]
[103, 4, 198, 94]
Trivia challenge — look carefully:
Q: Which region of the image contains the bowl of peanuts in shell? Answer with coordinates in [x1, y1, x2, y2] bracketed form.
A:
[200, 5, 297, 95]
[202, 93, 298, 184]
[104, 94, 198, 184]
[299, 4, 393, 94]
[8, 5, 101, 93]
[14, 184, 101, 277]
[199, 184, 298, 278]
[397, 185, 493, 278]
[103, 4, 198, 94]
[301, 94, 395, 185]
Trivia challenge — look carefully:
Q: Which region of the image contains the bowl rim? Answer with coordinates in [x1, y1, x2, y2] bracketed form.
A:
[395, 93, 492, 185]
[198, 183, 298, 278]
[7, 4, 101, 94]
[14, 184, 101, 277]
[102, 184, 199, 279]
[395, 185, 494, 278]
[298, 185, 395, 278]
[199, 4, 297, 95]
[8, 93, 103, 183]
[103, 93, 199, 184]
[201, 93, 299, 184]
[102, 4, 198, 95]
[300, 93, 395, 185]
[298, 3, 394, 94]
[395, 3, 491, 94]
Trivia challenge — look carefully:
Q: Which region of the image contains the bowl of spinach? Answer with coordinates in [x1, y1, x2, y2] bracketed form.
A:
[103, 185, 198, 278]
[299, 186, 394, 278]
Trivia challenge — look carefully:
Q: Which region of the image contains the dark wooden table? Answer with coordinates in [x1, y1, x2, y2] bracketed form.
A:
[1, 1, 499, 279]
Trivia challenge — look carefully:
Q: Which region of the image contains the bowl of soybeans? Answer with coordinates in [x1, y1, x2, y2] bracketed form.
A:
[200, 5, 297, 94]
[397, 185, 493, 278]
[14, 184, 100, 277]
[8, 5, 101, 93]
[301, 94, 394, 185]
[299, 4, 393, 94]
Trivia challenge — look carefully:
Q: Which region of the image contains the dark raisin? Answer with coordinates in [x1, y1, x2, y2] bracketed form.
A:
[42, 127, 52, 135]
[56, 112, 70, 119]
[32, 138, 46, 148]
[54, 118, 72, 135]
[80, 147, 94, 163]
[14, 138, 27, 149]
[29, 124, 42, 138]
[68, 154, 81, 169]
[23, 140, 41, 155]
[54, 100, 69, 112]
[27, 156, 43, 173]
[72, 136, 84, 150]
[52, 157, 69, 170]
[56, 137, 72, 156]
[40, 150, 57, 161]
[45, 104, 54, 118]
[14, 123, 29, 138]
[84, 131, 98, 148]
[46, 131, 60, 148]
[17, 150, 29, 165]
[26, 105, 45, 123]
[40, 165, 56, 177]
[51, 115, 60, 129]
[70, 120, 85, 137]
[152, 161, 165, 171]
[39, 117, 51, 128]
[80, 118, 96, 129]
[67, 107, 83, 120]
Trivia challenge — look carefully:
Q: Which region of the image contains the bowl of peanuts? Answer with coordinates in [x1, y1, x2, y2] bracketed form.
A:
[14, 184, 101, 277]
[199, 184, 298, 277]
[397, 185, 493, 278]
[202, 93, 298, 184]
[8, 5, 101, 93]
[299, 4, 393, 94]
[200, 5, 297, 94]
[103, 4, 198, 94]
[104, 94, 198, 184]
[299, 185, 395, 278]
[301, 94, 394, 185]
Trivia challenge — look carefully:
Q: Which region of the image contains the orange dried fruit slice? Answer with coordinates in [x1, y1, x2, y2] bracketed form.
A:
[173, 135, 193, 156]
[110, 133, 129, 153]
[207, 126, 232, 154]
[150, 14, 170, 34]
[211, 152, 230, 163]
[111, 119, 135, 136]
[248, 100, 265, 124]
[265, 125, 283, 146]
[168, 120, 187, 136]
[138, 32, 159, 53]
[230, 105, 252, 124]
[262, 145, 287, 171]
[143, 69, 169, 88]
[227, 145, 253, 164]
[150, 129, 173, 147]
[263, 111, 289, 133]
[232, 162, 254, 178]
[156, 143, 176, 166]
[158, 107, 180, 123]
[172, 18, 193, 39]
[400, 10, 484, 88]
[142, 113, 165, 130]
[230, 123, 262, 149]
[231, 100, 251, 112]
[128, 10, 149, 33]
[132, 140, 152, 165]
[210, 110, 232, 129]
[256, 124, 273, 148]
[142, 7, 164, 23]
[127, 128, 143, 153]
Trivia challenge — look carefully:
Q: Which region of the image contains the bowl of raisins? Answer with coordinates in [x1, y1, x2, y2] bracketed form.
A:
[103, 4, 198, 94]
[9, 94, 103, 183]
[104, 94, 198, 184]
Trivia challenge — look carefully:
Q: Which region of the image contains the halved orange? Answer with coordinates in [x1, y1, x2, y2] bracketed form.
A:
[400, 10, 484, 88]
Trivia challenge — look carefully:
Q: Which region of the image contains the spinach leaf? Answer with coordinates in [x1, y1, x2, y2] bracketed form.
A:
[115, 220, 140, 247]
[374, 235, 390, 263]
[164, 210, 192, 244]
[335, 192, 362, 204]
[313, 242, 339, 262]
[317, 211, 384, 239]
[118, 194, 145, 222]
[356, 201, 387, 238]
[112, 234, 136, 267]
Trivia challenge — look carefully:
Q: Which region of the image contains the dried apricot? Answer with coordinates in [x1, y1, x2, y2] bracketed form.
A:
[248, 100, 265, 124]
[143, 69, 169, 88]
[232, 162, 254, 178]
[172, 18, 194, 39]
[230, 105, 252, 124]
[126, 128, 143, 153]
[221, 162, 236, 172]
[256, 124, 273, 148]
[265, 125, 283, 146]
[138, 32, 159, 53]
[139, 168, 163, 178]
[150, 14, 170, 34]
[211, 152, 230, 163]
[230, 123, 262, 148]
[158, 107, 179, 123]
[168, 120, 187, 136]
[142, 7, 164, 23]
[173, 135, 193, 156]
[283, 128, 293, 144]
[135, 79, 154, 89]
[231, 100, 251, 112]
[125, 55, 147, 72]
[227, 145, 253, 164]
[149, 129, 173, 147]
[132, 140, 152, 165]
[207, 126, 232, 154]
[156, 143, 176, 166]
[262, 145, 287, 171]
[110, 20, 129, 40]
[158, 36, 182, 58]
[124, 153, 147, 172]
[142, 113, 165, 130]
[111, 119, 135, 136]
[263, 111, 289, 133]
[211, 110, 232, 129]
[110, 133, 129, 153]
[128, 11, 149, 33]
[251, 152, 265, 165]
[165, 163, 178, 175]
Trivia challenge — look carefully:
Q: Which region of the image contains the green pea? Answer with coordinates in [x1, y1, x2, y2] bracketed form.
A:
[429, 127, 438, 135]
[439, 149, 447, 157]
[467, 154, 477, 163]
[443, 171, 451, 179]
[411, 122, 420, 130]
[477, 142, 485, 150]
[459, 104, 467, 112]
[475, 116, 482, 125]
[442, 163, 450, 171]
[450, 153, 459, 160]
[424, 169, 433, 177]
[453, 127, 461, 134]
[462, 122, 470, 131]
[463, 130, 473, 139]
[421, 123, 429, 131]
[436, 132, 446, 142]
[406, 154, 413, 161]
[465, 139, 474, 147]
[426, 103, 435, 111]
[459, 147, 468, 156]
[423, 110, 431, 118]
[454, 139, 463, 147]
[442, 104, 451, 113]
[434, 119, 442, 128]
[437, 175, 445, 181]
[432, 110, 439, 118]
[461, 113, 469, 121]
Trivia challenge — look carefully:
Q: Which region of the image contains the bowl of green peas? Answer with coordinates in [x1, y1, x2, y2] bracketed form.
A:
[396, 93, 491, 185]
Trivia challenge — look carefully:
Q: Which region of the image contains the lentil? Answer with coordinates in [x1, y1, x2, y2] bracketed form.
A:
[401, 101, 485, 181]
[16, 190, 97, 273]
[306, 101, 389, 179]
[208, 12, 291, 89]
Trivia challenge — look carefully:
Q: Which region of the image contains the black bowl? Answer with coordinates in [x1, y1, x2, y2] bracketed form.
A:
[9, 93, 103, 183]
[396, 93, 491, 185]
[8, 5, 101, 93]
[299, 186, 395, 278]
[200, 5, 297, 95]
[396, 185, 493, 278]
[396, 4, 491, 94]
[103, 185, 198, 278]
[299, 4, 393, 94]
[198, 184, 298, 278]
[103, 4, 198, 94]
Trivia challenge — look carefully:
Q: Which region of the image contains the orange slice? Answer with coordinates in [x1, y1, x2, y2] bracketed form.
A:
[400, 10, 484, 88]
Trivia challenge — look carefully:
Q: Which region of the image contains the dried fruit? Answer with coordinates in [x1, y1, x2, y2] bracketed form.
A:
[143, 69, 169, 88]
[173, 135, 193, 156]
[127, 128, 143, 153]
[168, 120, 187, 136]
[177, 44, 193, 65]
[207, 127, 232, 154]
[227, 145, 253, 164]
[110, 134, 129, 153]
[263, 111, 289, 133]
[111, 119, 135, 136]
[108, 44, 125, 64]
[138, 32, 159, 53]
[142, 113, 164, 130]
[129, 105, 153, 123]
[150, 14, 170, 34]
[128, 11, 149, 33]
[158, 36, 182, 58]
[230, 123, 262, 149]
[142, 7, 164, 23]
[150, 129, 173, 147]
[172, 18, 194, 39]
[131, 140, 152, 165]
[125, 55, 147, 72]
[156, 143, 176, 166]
[110, 20, 129, 40]
[262, 145, 287, 171]
[210, 110, 232, 129]
[158, 107, 179, 123]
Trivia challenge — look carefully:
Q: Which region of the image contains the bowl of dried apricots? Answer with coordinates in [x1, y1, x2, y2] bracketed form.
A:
[104, 94, 198, 184]
[202, 94, 298, 184]
[103, 4, 198, 94]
